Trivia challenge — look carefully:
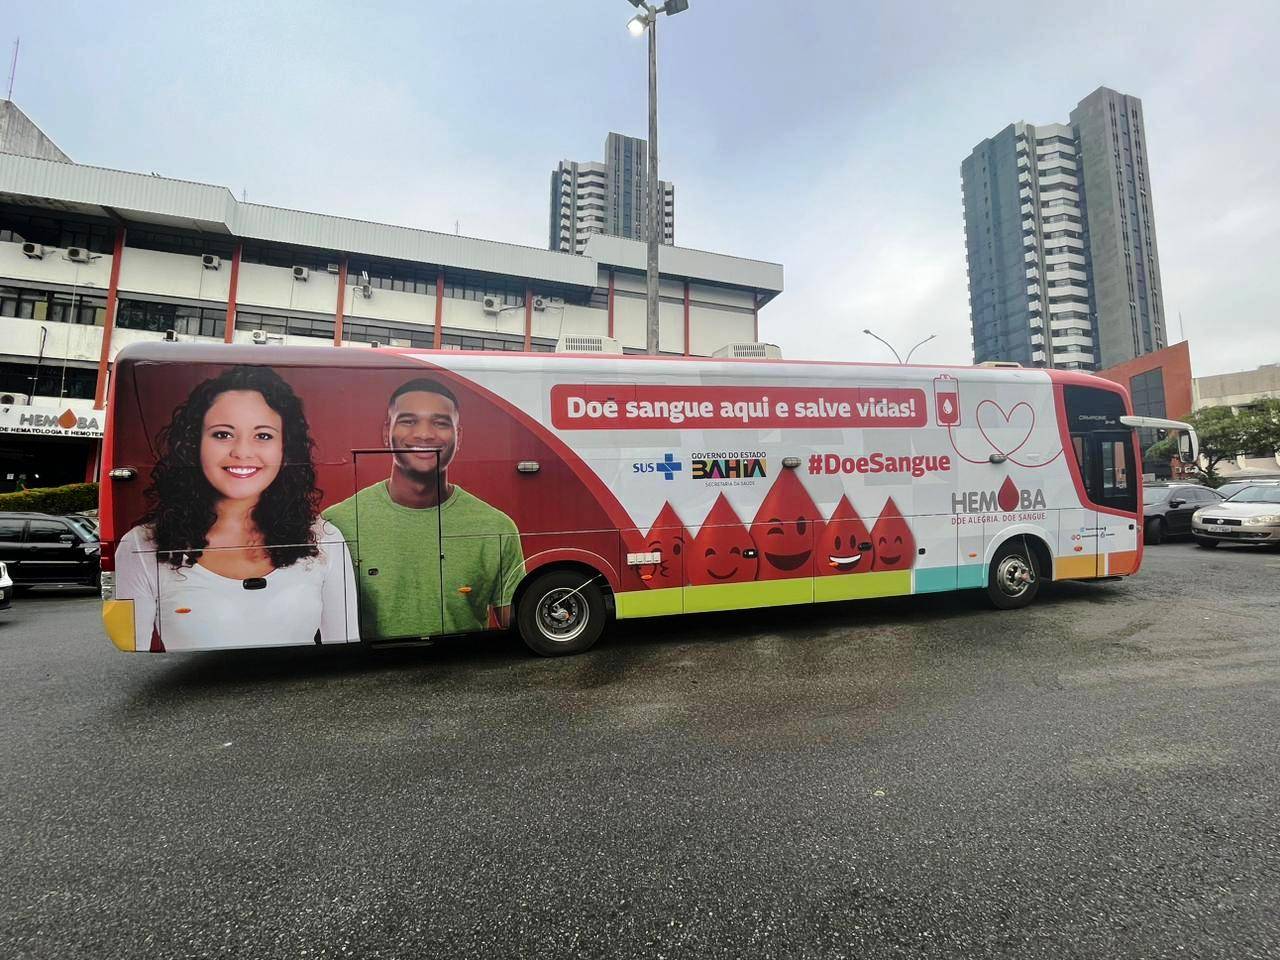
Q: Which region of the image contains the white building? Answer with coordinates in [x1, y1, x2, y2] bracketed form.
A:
[0, 106, 782, 490]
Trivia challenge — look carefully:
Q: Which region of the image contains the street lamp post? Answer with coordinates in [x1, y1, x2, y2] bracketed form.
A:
[627, 0, 688, 355]
[862, 329, 936, 365]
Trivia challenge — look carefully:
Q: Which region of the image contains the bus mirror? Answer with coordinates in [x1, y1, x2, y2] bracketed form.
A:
[1178, 431, 1197, 464]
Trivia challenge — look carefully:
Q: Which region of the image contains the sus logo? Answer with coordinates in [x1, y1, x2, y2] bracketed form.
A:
[642, 502, 688, 588]
[870, 498, 915, 571]
[688, 493, 758, 585]
[750, 470, 821, 580]
[815, 495, 873, 576]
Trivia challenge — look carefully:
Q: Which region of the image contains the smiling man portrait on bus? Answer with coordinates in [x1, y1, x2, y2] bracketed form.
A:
[322, 377, 525, 640]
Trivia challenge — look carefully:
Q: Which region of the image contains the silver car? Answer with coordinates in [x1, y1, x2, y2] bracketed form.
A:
[1192, 485, 1280, 548]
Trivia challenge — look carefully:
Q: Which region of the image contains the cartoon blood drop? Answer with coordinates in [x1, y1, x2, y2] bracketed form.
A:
[997, 475, 1020, 513]
[750, 470, 822, 580]
[815, 495, 873, 576]
[642, 502, 688, 589]
[688, 493, 758, 586]
[870, 498, 915, 571]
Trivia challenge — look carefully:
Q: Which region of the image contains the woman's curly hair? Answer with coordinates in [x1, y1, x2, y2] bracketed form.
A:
[144, 365, 321, 570]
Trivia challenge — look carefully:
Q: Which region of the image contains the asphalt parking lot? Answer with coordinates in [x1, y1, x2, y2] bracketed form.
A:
[3, 541, 1279, 960]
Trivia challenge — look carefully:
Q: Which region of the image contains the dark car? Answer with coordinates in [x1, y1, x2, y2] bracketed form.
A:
[1142, 482, 1224, 545]
[0, 512, 101, 590]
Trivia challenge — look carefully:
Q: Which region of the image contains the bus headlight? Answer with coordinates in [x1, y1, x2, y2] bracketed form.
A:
[100, 570, 115, 601]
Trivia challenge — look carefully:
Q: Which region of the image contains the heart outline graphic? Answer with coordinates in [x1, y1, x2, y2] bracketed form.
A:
[976, 400, 1035, 458]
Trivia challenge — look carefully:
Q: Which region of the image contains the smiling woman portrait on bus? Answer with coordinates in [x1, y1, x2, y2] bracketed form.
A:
[114, 365, 358, 651]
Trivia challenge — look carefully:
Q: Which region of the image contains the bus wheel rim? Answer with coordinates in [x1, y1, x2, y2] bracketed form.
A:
[996, 556, 1032, 598]
[537, 587, 588, 642]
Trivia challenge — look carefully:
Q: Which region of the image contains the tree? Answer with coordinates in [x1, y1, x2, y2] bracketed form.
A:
[1146, 400, 1280, 487]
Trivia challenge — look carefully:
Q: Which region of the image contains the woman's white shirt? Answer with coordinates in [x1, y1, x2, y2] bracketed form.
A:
[114, 520, 359, 651]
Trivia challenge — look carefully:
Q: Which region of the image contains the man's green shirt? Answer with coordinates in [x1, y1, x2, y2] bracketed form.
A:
[323, 481, 525, 639]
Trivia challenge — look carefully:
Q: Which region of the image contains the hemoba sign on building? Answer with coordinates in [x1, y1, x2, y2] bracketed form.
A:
[0, 403, 105, 438]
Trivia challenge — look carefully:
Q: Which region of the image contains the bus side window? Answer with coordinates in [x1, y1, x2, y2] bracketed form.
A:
[1071, 435, 1093, 493]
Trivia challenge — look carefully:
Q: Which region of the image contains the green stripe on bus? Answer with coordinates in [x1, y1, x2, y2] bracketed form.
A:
[814, 571, 911, 603]
[615, 587, 682, 619]
[684, 578, 812, 613]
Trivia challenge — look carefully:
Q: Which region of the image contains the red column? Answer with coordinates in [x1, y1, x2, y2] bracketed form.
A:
[607, 268, 615, 338]
[223, 242, 242, 343]
[84, 442, 100, 483]
[523, 285, 533, 351]
[433, 269, 444, 349]
[93, 226, 126, 410]
[332, 258, 348, 346]
[683, 280, 691, 356]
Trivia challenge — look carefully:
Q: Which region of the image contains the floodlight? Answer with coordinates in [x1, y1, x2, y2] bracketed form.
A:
[627, 14, 647, 35]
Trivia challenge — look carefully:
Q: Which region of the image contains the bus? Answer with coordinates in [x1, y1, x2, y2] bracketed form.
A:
[98, 342, 1197, 657]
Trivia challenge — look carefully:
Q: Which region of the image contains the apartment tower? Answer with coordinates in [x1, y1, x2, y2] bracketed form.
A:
[961, 87, 1166, 370]
[550, 133, 675, 255]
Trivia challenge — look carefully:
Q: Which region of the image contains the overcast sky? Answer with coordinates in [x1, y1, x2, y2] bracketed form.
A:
[7, 0, 1277, 376]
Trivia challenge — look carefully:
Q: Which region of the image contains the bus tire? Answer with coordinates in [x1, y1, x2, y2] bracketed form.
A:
[1143, 517, 1165, 546]
[986, 540, 1041, 610]
[516, 569, 606, 657]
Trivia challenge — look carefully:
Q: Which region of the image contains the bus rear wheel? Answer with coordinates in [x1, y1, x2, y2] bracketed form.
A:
[986, 540, 1041, 610]
[516, 569, 607, 657]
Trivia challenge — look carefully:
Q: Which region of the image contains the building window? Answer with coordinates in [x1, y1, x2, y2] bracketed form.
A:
[0, 207, 116, 254]
[0, 286, 106, 326]
[117, 299, 227, 339]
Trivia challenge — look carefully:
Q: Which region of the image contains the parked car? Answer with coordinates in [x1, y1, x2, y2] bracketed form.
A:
[0, 512, 101, 589]
[1143, 482, 1224, 545]
[1214, 478, 1280, 500]
[1192, 485, 1280, 548]
[0, 560, 12, 611]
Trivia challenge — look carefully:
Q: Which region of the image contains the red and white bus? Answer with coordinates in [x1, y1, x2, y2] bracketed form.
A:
[98, 343, 1196, 656]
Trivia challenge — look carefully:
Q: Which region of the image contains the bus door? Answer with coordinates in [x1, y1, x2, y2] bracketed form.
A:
[351, 449, 444, 641]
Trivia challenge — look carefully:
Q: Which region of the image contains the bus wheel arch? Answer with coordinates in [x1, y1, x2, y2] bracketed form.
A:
[512, 560, 614, 657]
[985, 532, 1051, 610]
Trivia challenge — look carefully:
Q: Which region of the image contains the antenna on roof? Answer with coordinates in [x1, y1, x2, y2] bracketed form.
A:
[6, 37, 18, 101]
[454, 220, 460, 235]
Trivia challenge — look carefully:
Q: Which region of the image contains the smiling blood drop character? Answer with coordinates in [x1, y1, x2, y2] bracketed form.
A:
[870, 497, 915, 571]
[688, 494, 758, 586]
[750, 470, 822, 580]
[815, 495, 873, 576]
[641, 501, 688, 588]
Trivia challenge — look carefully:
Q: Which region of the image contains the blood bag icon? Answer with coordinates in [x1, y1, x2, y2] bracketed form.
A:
[935, 375, 960, 426]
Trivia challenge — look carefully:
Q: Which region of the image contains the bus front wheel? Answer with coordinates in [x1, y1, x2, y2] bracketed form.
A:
[516, 569, 607, 657]
[986, 540, 1041, 610]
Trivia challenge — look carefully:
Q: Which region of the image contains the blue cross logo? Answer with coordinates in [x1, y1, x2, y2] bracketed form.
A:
[656, 452, 683, 481]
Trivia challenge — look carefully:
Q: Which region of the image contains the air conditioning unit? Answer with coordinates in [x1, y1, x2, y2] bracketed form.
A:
[359, 282, 373, 299]
[977, 360, 1023, 368]
[292, 266, 310, 282]
[555, 335, 623, 355]
[327, 263, 342, 275]
[250, 329, 270, 344]
[712, 342, 783, 360]
[369, 340, 382, 349]
[0, 392, 30, 405]
[532, 296, 548, 311]
[482, 295, 502, 314]
[201, 254, 221, 270]
[21, 242, 45, 260]
[66, 247, 91, 263]
[163, 329, 178, 342]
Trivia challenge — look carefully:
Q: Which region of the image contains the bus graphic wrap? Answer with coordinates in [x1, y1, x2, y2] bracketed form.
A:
[99, 344, 1153, 653]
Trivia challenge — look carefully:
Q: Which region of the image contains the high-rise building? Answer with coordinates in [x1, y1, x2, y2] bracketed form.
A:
[550, 133, 674, 254]
[962, 87, 1166, 370]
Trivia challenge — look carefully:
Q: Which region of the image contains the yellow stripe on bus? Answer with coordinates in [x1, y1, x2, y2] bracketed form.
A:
[1054, 554, 1098, 580]
[102, 600, 136, 652]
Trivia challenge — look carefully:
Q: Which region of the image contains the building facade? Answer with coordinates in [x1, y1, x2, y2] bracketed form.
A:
[962, 87, 1166, 371]
[549, 133, 674, 255]
[1098, 341, 1193, 479]
[0, 123, 779, 491]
